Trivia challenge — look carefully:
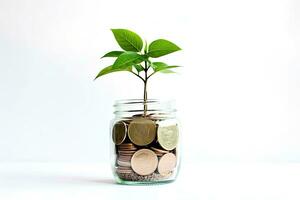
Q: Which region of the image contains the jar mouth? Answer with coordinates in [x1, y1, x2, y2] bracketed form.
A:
[113, 99, 177, 119]
[113, 99, 175, 106]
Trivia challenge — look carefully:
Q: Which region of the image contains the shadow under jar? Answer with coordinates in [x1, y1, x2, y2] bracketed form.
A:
[110, 99, 181, 185]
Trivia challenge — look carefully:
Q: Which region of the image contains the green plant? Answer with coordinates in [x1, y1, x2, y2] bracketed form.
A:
[95, 29, 182, 115]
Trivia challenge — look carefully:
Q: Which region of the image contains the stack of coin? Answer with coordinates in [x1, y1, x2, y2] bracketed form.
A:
[116, 143, 137, 167]
[112, 117, 179, 182]
[118, 143, 137, 151]
[116, 166, 134, 174]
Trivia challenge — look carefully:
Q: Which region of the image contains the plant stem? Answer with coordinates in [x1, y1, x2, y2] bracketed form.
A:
[131, 71, 144, 81]
[143, 61, 148, 117]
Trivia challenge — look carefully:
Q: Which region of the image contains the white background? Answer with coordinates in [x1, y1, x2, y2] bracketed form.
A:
[0, 0, 300, 164]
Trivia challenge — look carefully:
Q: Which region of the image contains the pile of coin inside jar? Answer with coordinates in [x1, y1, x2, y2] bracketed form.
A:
[112, 116, 179, 182]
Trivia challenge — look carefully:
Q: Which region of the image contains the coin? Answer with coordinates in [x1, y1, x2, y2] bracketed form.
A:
[118, 150, 136, 155]
[157, 125, 179, 150]
[118, 155, 132, 160]
[131, 149, 158, 176]
[116, 166, 133, 174]
[150, 147, 169, 157]
[117, 159, 131, 167]
[157, 153, 177, 176]
[150, 147, 169, 154]
[118, 143, 137, 151]
[128, 118, 156, 146]
[112, 121, 127, 145]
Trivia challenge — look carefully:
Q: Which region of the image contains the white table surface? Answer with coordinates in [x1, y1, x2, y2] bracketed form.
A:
[1, 162, 300, 200]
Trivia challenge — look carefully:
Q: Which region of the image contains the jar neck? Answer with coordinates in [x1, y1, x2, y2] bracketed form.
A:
[113, 99, 176, 120]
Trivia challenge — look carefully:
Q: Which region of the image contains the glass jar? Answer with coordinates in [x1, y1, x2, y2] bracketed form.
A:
[110, 99, 180, 185]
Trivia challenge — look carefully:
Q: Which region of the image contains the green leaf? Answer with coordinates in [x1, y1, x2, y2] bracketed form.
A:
[144, 40, 148, 53]
[159, 69, 176, 73]
[148, 39, 181, 58]
[111, 29, 143, 52]
[94, 65, 131, 80]
[101, 51, 124, 58]
[151, 62, 180, 73]
[151, 62, 168, 70]
[113, 52, 145, 69]
[133, 64, 144, 72]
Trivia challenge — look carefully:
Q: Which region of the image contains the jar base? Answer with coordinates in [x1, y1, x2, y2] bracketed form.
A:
[115, 176, 176, 185]
[113, 171, 177, 185]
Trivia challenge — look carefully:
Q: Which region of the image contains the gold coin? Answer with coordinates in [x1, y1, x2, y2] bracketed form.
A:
[128, 118, 156, 146]
[157, 125, 179, 150]
[112, 121, 127, 145]
[157, 153, 177, 176]
[131, 149, 158, 176]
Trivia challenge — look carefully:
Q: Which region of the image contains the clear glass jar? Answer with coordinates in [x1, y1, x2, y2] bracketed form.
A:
[110, 99, 180, 185]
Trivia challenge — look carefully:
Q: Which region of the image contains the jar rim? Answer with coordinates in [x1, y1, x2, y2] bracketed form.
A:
[113, 99, 176, 106]
[113, 99, 177, 119]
